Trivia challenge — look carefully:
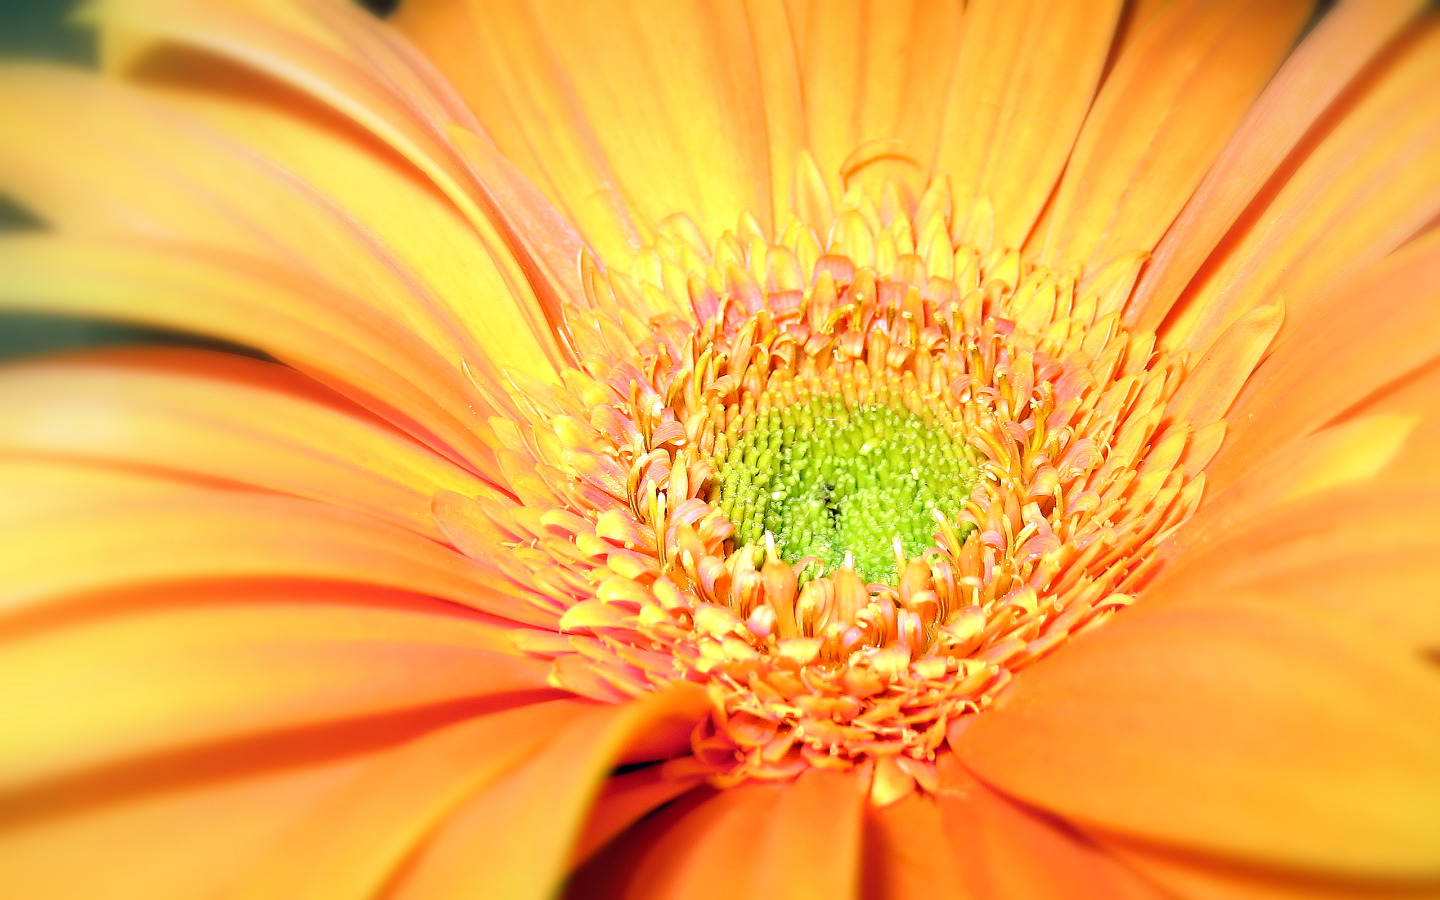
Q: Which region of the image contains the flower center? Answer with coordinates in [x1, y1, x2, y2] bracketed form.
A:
[714, 396, 977, 583]
[463, 185, 1211, 801]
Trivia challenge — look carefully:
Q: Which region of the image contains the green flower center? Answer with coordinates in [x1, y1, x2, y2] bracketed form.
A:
[714, 396, 978, 583]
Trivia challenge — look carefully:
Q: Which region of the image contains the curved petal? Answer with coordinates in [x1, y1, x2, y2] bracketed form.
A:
[1208, 227, 1440, 495]
[0, 473, 550, 625]
[863, 792, 969, 900]
[0, 752, 370, 900]
[934, 756, 1165, 900]
[784, 0, 965, 200]
[1131, 0, 1427, 330]
[385, 685, 712, 900]
[1149, 483, 1440, 654]
[0, 586, 550, 787]
[393, 0, 786, 260]
[228, 698, 584, 899]
[1161, 18, 1440, 358]
[953, 596, 1440, 879]
[934, 0, 1123, 250]
[85, 0, 575, 369]
[0, 235, 503, 470]
[1104, 837, 1440, 900]
[571, 768, 865, 900]
[0, 349, 492, 541]
[1037, 0, 1308, 279]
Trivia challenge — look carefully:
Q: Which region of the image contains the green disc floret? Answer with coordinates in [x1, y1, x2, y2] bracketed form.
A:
[713, 396, 978, 583]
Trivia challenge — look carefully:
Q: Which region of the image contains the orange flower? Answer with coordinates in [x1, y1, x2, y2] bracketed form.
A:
[3, 0, 1440, 897]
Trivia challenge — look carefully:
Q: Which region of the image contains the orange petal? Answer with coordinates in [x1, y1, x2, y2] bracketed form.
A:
[935, 755, 1164, 900]
[786, 0, 965, 200]
[386, 685, 711, 900]
[395, 0, 783, 262]
[1161, 18, 1440, 359]
[1208, 227, 1440, 495]
[571, 768, 866, 900]
[953, 596, 1440, 879]
[863, 792, 969, 900]
[1037, 0, 1309, 277]
[0, 349, 492, 541]
[0, 751, 370, 900]
[1130, 0, 1426, 330]
[935, 0, 1123, 250]
[85, 0, 573, 372]
[0, 479, 549, 625]
[571, 765, 707, 867]
[0, 587, 549, 787]
[1105, 837, 1440, 900]
[0, 235, 503, 471]
[118, 48, 569, 385]
[229, 699, 586, 899]
[1148, 483, 1440, 655]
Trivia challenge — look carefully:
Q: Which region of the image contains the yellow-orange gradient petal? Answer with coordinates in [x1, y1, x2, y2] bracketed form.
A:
[0, 349, 492, 540]
[383, 685, 710, 900]
[952, 596, 1440, 879]
[935, 758, 1166, 900]
[1036, 0, 1308, 277]
[0, 583, 549, 788]
[1131, 0, 1427, 331]
[394, 0, 785, 262]
[0, 750, 372, 900]
[935, 0, 1122, 249]
[572, 768, 865, 900]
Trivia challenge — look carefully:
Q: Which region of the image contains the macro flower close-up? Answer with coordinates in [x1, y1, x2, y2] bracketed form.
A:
[3, 0, 1440, 896]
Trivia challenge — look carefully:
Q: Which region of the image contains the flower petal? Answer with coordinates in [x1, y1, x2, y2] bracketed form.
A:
[1037, 0, 1309, 277]
[863, 792, 969, 900]
[1104, 837, 1440, 900]
[1209, 227, 1440, 495]
[572, 769, 865, 900]
[0, 349, 491, 541]
[934, 756, 1166, 900]
[935, 0, 1123, 249]
[0, 235, 502, 470]
[1150, 483, 1440, 655]
[1162, 18, 1440, 358]
[953, 596, 1440, 878]
[385, 685, 712, 900]
[1131, 0, 1427, 330]
[228, 699, 584, 899]
[395, 0, 784, 261]
[0, 584, 550, 787]
[0, 472, 548, 625]
[0, 752, 370, 900]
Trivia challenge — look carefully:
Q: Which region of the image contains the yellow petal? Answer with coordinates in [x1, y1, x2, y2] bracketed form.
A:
[953, 596, 1440, 879]
[1037, 0, 1309, 278]
[1132, 0, 1427, 331]
[0, 589, 548, 787]
[386, 685, 711, 900]
[1162, 19, 1440, 358]
[0, 234, 504, 472]
[0, 349, 492, 541]
[935, 0, 1123, 250]
[395, 0, 784, 262]
[0, 476, 546, 625]
[0, 752, 370, 900]
[1210, 227, 1440, 494]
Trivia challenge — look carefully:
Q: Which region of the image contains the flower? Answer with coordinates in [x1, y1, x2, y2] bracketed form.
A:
[2, 0, 1440, 896]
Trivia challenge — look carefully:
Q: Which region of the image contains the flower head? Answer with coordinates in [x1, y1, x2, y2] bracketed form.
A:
[2, 0, 1440, 897]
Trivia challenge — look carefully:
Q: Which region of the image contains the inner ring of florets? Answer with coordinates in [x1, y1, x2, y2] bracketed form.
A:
[490, 246, 1205, 790]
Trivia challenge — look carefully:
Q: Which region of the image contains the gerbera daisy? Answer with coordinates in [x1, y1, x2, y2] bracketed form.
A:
[2, 0, 1439, 897]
